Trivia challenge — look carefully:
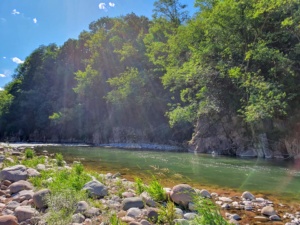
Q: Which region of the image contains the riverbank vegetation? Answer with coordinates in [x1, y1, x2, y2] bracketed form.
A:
[0, 0, 299, 156]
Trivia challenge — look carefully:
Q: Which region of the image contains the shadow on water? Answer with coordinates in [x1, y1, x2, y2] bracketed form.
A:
[37, 146, 300, 202]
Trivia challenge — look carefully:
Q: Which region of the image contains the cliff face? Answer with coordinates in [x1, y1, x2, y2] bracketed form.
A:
[188, 113, 298, 158]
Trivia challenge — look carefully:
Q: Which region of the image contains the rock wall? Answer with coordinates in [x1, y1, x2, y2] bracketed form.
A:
[189, 113, 290, 158]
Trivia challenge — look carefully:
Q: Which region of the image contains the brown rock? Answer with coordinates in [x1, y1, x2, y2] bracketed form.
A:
[170, 184, 196, 207]
[0, 215, 18, 225]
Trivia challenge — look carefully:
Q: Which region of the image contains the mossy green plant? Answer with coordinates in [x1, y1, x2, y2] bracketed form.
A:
[146, 177, 166, 202]
[55, 153, 64, 166]
[24, 148, 35, 159]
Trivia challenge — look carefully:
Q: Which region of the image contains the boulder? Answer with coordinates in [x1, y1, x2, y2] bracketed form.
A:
[122, 197, 144, 210]
[14, 206, 37, 222]
[0, 215, 18, 225]
[33, 189, 50, 209]
[0, 165, 28, 182]
[9, 180, 33, 194]
[170, 184, 196, 207]
[82, 180, 108, 198]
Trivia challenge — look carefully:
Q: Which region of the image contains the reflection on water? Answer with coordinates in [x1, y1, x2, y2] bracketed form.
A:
[37, 146, 300, 201]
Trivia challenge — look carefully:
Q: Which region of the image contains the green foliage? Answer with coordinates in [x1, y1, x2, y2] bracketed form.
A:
[55, 153, 64, 167]
[21, 155, 46, 168]
[146, 177, 166, 202]
[46, 189, 87, 225]
[158, 200, 177, 225]
[191, 197, 231, 225]
[24, 148, 35, 159]
[108, 213, 127, 225]
[134, 177, 146, 195]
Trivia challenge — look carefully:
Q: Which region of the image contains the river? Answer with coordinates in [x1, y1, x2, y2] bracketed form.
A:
[36, 146, 300, 202]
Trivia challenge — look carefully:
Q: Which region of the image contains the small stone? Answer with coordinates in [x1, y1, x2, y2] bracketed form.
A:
[6, 201, 20, 210]
[0, 215, 18, 225]
[72, 213, 85, 223]
[126, 208, 142, 218]
[254, 216, 269, 222]
[121, 216, 135, 223]
[15, 206, 38, 222]
[261, 206, 276, 216]
[26, 168, 40, 177]
[218, 197, 232, 202]
[122, 192, 135, 198]
[122, 197, 144, 210]
[36, 164, 46, 171]
[230, 214, 241, 221]
[9, 180, 33, 194]
[140, 220, 151, 225]
[183, 213, 197, 220]
[200, 189, 211, 198]
[269, 215, 281, 221]
[170, 184, 195, 207]
[75, 201, 89, 213]
[83, 207, 100, 218]
[173, 219, 190, 225]
[33, 189, 50, 209]
[221, 203, 230, 209]
[175, 208, 184, 218]
[188, 202, 196, 211]
[82, 180, 108, 198]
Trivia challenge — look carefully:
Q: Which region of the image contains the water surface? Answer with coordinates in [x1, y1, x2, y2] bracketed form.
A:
[37, 146, 300, 201]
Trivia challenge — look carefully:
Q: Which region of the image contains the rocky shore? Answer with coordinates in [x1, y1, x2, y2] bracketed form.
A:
[0, 145, 298, 225]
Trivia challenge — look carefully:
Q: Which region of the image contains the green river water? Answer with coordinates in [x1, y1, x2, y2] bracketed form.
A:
[37, 146, 300, 202]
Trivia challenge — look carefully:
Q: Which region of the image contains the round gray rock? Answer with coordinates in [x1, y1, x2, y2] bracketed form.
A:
[9, 180, 33, 194]
[14, 206, 37, 222]
[82, 180, 108, 198]
[242, 191, 255, 200]
[170, 184, 196, 207]
[200, 189, 211, 198]
[33, 189, 50, 209]
[126, 208, 142, 218]
[0, 165, 28, 182]
[261, 206, 276, 216]
[122, 197, 144, 210]
[75, 201, 89, 213]
[72, 213, 85, 223]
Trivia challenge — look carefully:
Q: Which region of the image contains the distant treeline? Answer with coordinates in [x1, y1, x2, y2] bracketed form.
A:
[0, 0, 299, 147]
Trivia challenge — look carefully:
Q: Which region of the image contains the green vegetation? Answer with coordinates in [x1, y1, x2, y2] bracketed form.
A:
[134, 177, 146, 195]
[158, 200, 178, 225]
[191, 197, 231, 225]
[0, 0, 299, 153]
[55, 153, 64, 167]
[25, 148, 35, 159]
[146, 177, 167, 202]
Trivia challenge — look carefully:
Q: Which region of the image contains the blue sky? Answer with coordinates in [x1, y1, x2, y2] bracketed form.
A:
[0, 0, 196, 90]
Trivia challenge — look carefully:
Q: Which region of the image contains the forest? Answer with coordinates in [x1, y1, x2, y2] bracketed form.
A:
[0, 0, 299, 156]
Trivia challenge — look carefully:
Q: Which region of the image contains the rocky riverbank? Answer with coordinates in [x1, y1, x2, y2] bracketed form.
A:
[0, 145, 298, 225]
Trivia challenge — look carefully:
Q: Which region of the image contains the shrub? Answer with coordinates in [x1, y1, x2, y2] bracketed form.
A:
[158, 200, 177, 225]
[25, 148, 34, 159]
[146, 177, 166, 202]
[134, 177, 145, 195]
[191, 196, 231, 225]
[55, 153, 64, 166]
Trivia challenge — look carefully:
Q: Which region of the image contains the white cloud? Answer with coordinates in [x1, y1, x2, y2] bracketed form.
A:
[12, 57, 24, 64]
[33, 18, 37, 24]
[12, 9, 20, 15]
[99, 3, 106, 10]
[0, 74, 6, 78]
[3, 57, 6, 59]
[109, 2, 115, 7]
[0, 87, 4, 91]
